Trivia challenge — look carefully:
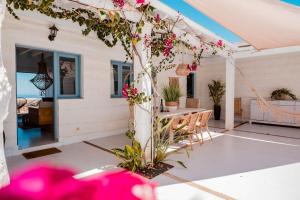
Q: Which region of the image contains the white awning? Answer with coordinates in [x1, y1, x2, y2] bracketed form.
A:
[185, 0, 300, 50]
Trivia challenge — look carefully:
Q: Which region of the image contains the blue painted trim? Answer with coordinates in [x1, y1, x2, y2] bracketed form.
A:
[54, 52, 81, 99]
[15, 45, 82, 149]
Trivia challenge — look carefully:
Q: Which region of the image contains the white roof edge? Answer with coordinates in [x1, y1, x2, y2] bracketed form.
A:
[234, 45, 300, 59]
[150, 0, 237, 50]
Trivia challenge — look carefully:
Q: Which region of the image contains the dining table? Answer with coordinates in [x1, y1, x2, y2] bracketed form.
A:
[158, 108, 208, 144]
[159, 108, 207, 119]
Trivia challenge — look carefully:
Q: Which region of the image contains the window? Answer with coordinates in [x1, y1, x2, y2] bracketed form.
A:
[55, 53, 81, 98]
[111, 61, 133, 97]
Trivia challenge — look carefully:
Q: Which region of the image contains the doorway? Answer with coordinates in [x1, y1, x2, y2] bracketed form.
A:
[187, 73, 195, 98]
[16, 47, 56, 149]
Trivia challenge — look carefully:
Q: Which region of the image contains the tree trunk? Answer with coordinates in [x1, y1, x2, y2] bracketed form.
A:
[0, 0, 11, 187]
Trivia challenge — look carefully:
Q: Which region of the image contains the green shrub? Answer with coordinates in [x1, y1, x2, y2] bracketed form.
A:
[271, 88, 297, 100]
[112, 131, 145, 172]
[208, 80, 225, 106]
[162, 84, 182, 102]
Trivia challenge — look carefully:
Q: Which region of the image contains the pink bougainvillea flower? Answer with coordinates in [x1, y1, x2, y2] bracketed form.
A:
[136, 0, 145, 4]
[190, 62, 197, 71]
[217, 40, 223, 47]
[192, 46, 197, 52]
[144, 34, 151, 48]
[154, 14, 160, 23]
[122, 89, 129, 98]
[171, 33, 176, 40]
[122, 84, 129, 98]
[131, 87, 138, 96]
[163, 34, 177, 57]
[0, 164, 85, 200]
[163, 48, 170, 57]
[0, 164, 157, 200]
[113, 0, 125, 8]
[95, 171, 157, 200]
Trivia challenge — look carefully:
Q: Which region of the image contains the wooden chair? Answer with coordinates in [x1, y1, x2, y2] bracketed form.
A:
[168, 116, 183, 144]
[168, 114, 191, 144]
[196, 110, 213, 143]
[234, 97, 243, 120]
[181, 113, 200, 150]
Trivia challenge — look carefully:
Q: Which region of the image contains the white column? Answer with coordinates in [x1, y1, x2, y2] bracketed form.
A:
[225, 56, 235, 130]
[0, 0, 11, 187]
[133, 23, 152, 160]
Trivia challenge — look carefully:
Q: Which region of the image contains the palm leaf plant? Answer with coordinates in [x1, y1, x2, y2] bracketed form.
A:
[112, 130, 145, 172]
[208, 80, 225, 120]
[153, 117, 188, 168]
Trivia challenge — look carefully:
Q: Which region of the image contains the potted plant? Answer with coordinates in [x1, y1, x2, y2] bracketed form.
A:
[271, 88, 297, 100]
[208, 80, 225, 120]
[162, 84, 182, 111]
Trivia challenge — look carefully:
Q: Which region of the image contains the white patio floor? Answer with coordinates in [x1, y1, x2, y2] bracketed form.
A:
[6, 122, 300, 200]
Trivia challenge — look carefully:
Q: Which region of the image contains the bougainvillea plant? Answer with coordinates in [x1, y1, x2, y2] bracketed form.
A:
[122, 84, 151, 106]
[188, 61, 198, 72]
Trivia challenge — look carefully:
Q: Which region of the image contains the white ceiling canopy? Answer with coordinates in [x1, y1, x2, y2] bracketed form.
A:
[185, 0, 300, 50]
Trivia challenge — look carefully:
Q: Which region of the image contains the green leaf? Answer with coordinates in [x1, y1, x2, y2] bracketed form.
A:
[176, 161, 187, 168]
[125, 145, 134, 156]
[98, 10, 107, 21]
[112, 148, 125, 153]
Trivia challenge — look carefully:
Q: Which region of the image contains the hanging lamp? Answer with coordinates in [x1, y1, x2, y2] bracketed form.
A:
[175, 44, 190, 76]
[30, 54, 53, 96]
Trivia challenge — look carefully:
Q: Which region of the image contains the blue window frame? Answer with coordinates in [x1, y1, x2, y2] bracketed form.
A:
[54, 52, 81, 98]
[111, 61, 133, 98]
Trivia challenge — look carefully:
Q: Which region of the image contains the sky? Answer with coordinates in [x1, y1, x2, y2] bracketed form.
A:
[160, 0, 300, 43]
[17, 73, 42, 98]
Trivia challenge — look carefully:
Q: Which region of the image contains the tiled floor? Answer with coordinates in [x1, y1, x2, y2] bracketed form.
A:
[17, 126, 55, 149]
[208, 119, 243, 129]
[6, 122, 300, 200]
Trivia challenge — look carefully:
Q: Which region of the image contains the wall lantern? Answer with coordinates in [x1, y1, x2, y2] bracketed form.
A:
[48, 25, 59, 41]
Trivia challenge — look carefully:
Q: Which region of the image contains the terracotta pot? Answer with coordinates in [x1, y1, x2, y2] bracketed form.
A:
[165, 101, 178, 111]
[165, 101, 178, 107]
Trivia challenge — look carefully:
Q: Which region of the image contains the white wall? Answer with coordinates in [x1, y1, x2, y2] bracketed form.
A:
[235, 52, 300, 119]
[196, 52, 300, 120]
[156, 54, 194, 108]
[195, 56, 226, 119]
[3, 11, 130, 154]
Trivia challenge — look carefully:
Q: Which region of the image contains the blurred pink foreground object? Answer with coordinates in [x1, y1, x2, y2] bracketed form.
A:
[0, 164, 156, 200]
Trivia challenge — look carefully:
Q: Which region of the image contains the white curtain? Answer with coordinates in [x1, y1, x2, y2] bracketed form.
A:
[0, 0, 11, 187]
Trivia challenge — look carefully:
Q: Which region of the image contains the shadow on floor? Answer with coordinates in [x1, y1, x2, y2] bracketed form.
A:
[162, 124, 300, 184]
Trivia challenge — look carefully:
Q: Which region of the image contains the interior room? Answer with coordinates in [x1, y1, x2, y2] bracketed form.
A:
[16, 47, 56, 149]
